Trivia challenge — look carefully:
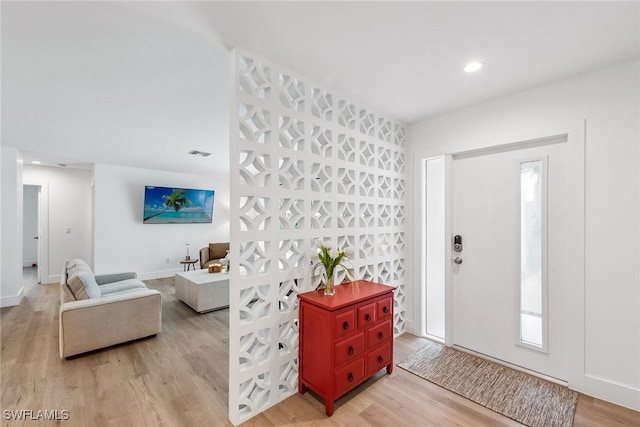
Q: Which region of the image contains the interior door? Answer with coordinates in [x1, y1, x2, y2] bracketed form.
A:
[36, 185, 42, 284]
[452, 141, 568, 381]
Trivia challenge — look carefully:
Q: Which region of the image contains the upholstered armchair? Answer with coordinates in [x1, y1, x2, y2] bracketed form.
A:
[199, 242, 230, 269]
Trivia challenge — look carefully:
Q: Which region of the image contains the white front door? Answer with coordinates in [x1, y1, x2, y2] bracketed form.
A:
[452, 140, 568, 381]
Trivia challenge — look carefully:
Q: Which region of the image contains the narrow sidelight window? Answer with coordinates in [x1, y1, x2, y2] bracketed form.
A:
[425, 157, 446, 339]
[519, 159, 547, 350]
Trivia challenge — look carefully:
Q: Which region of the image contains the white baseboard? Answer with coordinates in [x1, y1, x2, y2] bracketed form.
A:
[0, 287, 25, 307]
[44, 274, 61, 285]
[23, 259, 37, 268]
[403, 319, 417, 336]
[572, 373, 640, 412]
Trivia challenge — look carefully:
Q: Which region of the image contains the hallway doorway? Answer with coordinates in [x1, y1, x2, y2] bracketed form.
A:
[23, 184, 41, 284]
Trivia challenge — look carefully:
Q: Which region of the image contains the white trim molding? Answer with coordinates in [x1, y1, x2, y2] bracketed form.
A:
[0, 287, 24, 308]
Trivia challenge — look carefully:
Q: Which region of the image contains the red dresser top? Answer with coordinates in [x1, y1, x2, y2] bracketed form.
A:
[297, 280, 394, 311]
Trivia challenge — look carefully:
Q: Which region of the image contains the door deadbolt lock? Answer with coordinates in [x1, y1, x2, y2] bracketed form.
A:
[453, 235, 463, 252]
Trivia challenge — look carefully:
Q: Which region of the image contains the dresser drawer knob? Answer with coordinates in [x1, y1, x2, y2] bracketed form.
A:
[378, 355, 384, 364]
[348, 372, 354, 382]
[383, 306, 389, 314]
[365, 314, 371, 321]
[343, 321, 350, 330]
[348, 345, 354, 355]
[378, 331, 384, 340]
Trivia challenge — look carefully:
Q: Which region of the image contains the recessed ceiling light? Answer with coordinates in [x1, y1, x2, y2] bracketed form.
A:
[32, 161, 41, 164]
[464, 61, 483, 73]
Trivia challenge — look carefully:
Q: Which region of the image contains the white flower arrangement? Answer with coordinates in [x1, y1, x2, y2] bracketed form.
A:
[310, 239, 355, 292]
[221, 250, 230, 273]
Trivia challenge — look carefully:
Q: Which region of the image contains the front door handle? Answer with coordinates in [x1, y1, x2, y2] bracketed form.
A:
[453, 257, 463, 265]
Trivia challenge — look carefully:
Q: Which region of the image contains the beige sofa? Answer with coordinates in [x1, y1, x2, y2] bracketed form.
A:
[59, 259, 162, 359]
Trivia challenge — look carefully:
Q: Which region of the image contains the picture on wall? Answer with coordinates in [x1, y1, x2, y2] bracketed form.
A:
[143, 185, 215, 224]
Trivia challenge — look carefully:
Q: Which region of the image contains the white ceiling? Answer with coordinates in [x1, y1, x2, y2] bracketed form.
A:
[2, 1, 638, 175]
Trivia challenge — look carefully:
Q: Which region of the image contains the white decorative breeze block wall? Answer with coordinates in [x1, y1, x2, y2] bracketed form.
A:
[229, 50, 406, 425]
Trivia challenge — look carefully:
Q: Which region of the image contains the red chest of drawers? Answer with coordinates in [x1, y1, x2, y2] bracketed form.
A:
[297, 280, 394, 416]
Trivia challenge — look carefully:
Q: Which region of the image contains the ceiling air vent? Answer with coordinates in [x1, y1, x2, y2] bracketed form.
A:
[189, 150, 212, 157]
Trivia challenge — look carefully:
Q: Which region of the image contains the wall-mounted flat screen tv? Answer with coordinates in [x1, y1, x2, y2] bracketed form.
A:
[143, 186, 214, 224]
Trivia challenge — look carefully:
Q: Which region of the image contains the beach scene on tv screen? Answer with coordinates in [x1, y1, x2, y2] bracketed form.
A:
[143, 186, 214, 224]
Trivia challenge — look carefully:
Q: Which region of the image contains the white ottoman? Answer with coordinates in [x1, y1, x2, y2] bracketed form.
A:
[175, 270, 230, 313]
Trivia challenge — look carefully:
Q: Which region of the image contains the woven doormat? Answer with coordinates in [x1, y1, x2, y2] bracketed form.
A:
[397, 340, 578, 427]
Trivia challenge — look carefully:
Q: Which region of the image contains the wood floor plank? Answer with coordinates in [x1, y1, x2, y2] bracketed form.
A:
[2, 278, 638, 426]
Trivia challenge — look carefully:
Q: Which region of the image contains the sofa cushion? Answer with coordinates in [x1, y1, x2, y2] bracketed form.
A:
[66, 259, 93, 282]
[61, 282, 76, 303]
[99, 279, 147, 295]
[67, 258, 90, 269]
[67, 271, 101, 300]
[209, 243, 229, 260]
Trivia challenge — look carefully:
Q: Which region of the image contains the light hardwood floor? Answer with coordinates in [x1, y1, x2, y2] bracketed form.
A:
[1, 278, 638, 426]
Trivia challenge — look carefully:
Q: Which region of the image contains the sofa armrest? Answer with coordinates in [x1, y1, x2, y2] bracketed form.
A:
[199, 247, 210, 269]
[59, 289, 161, 358]
[94, 272, 137, 285]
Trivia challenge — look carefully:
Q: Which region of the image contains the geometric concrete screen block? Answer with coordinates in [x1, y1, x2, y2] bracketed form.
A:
[229, 49, 406, 425]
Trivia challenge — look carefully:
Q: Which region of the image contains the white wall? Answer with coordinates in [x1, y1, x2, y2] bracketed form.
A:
[23, 165, 93, 283]
[93, 164, 229, 279]
[1, 146, 24, 307]
[22, 185, 38, 267]
[0, 147, 2, 302]
[407, 60, 640, 410]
